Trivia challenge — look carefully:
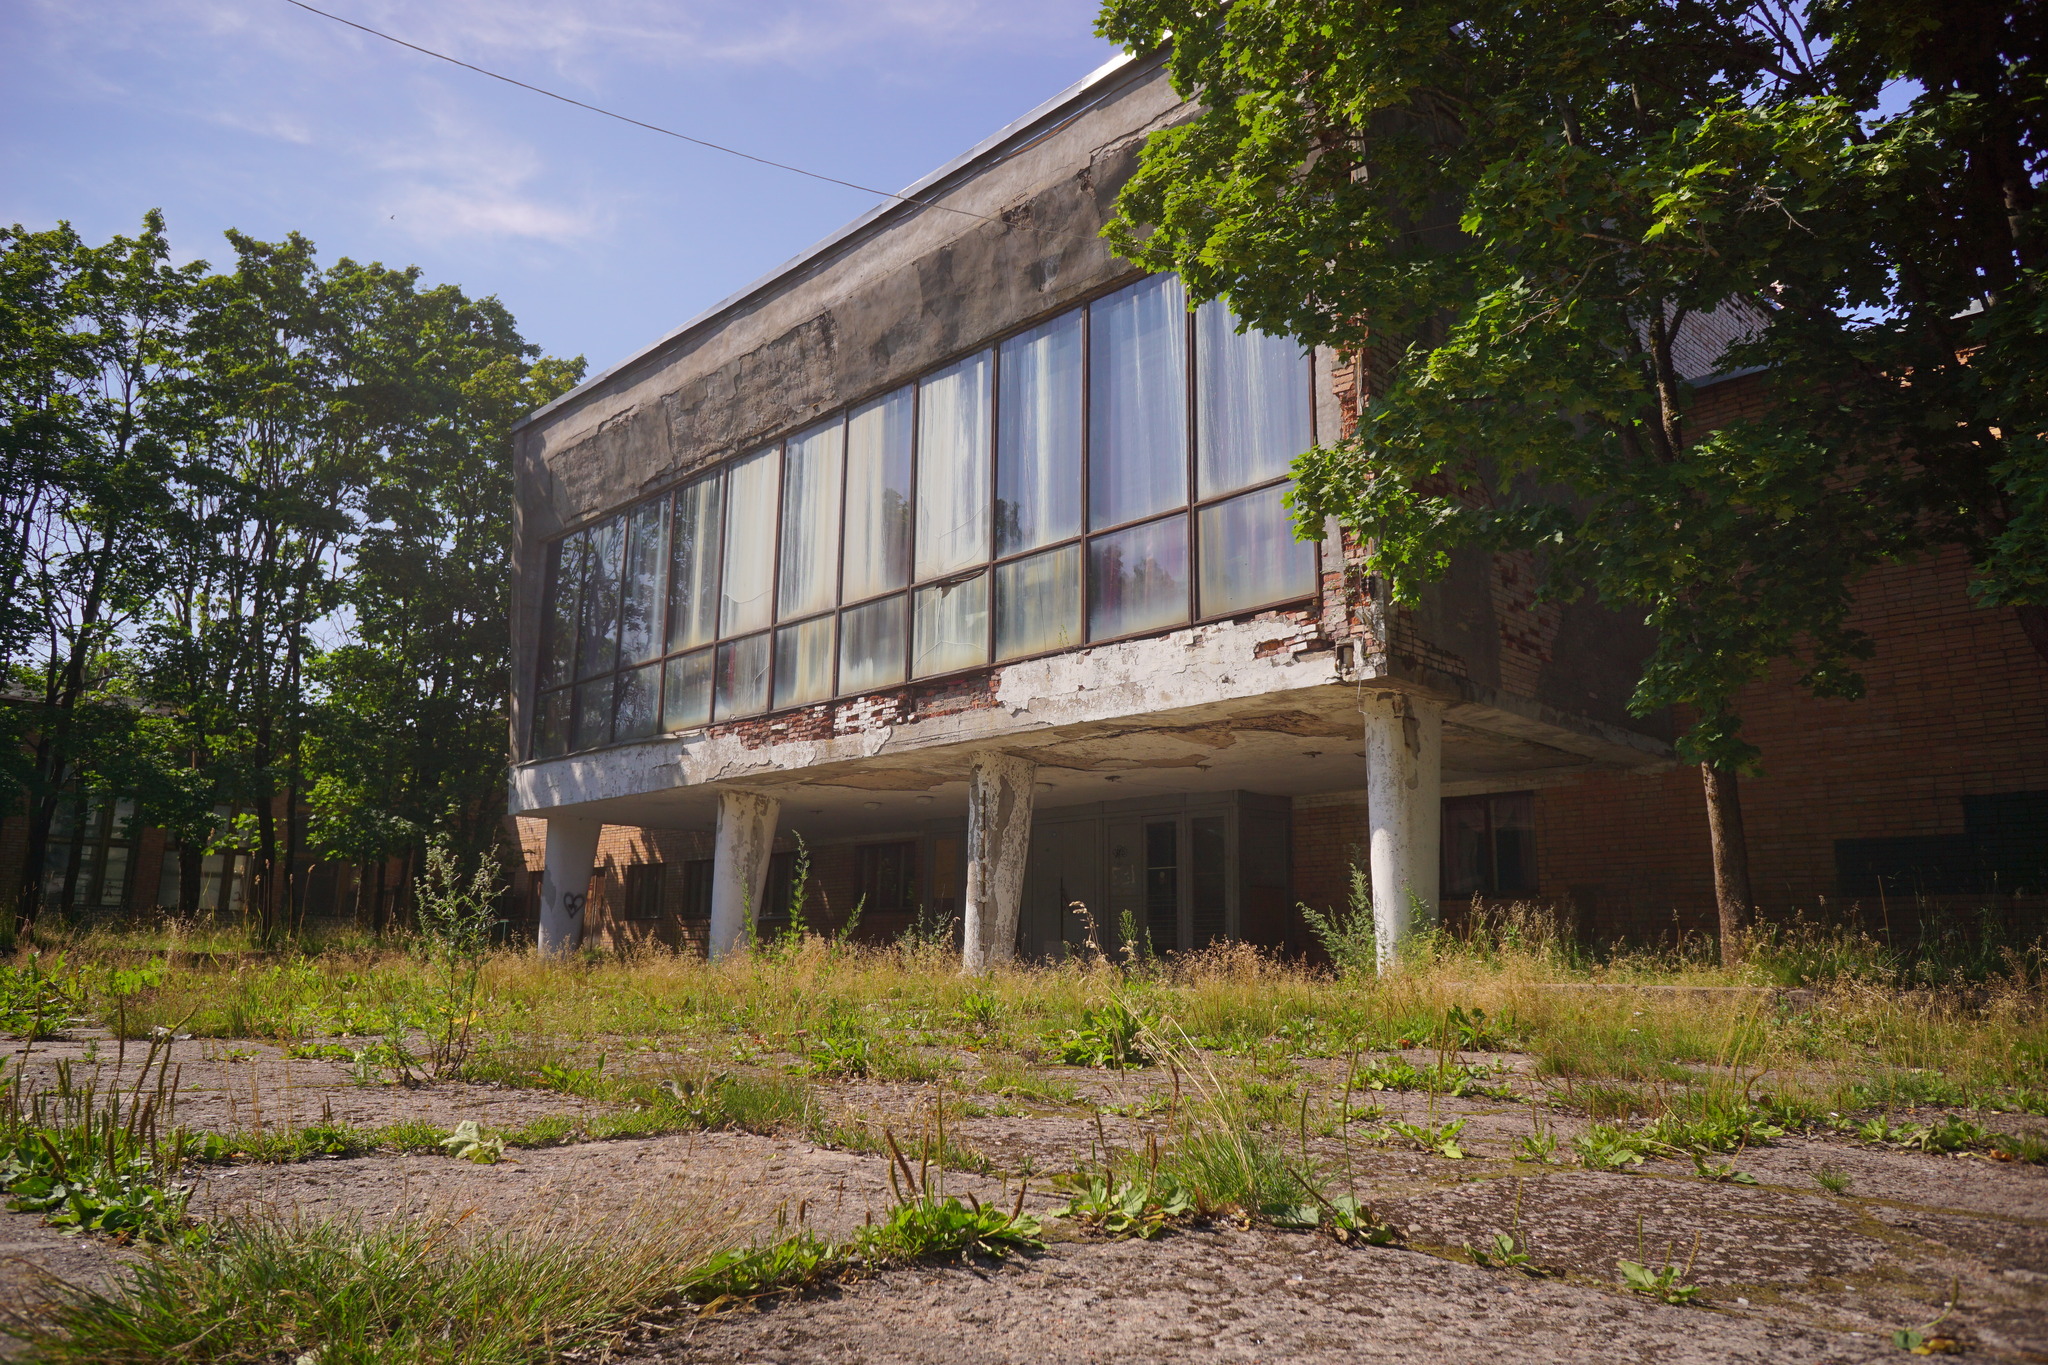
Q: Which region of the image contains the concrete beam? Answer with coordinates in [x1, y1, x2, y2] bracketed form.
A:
[962, 750, 1036, 974]
[1362, 690, 1443, 971]
[710, 789, 780, 960]
[538, 816, 601, 957]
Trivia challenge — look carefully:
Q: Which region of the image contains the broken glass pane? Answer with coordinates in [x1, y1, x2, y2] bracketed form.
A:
[715, 632, 771, 718]
[912, 573, 988, 677]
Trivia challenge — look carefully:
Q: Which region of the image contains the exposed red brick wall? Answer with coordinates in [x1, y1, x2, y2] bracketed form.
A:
[1538, 546, 2048, 939]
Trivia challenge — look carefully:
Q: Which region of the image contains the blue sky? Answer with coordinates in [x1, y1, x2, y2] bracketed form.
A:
[3, 0, 1121, 372]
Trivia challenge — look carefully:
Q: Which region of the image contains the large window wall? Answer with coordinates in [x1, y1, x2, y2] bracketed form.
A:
[533, 277, 1318, 759]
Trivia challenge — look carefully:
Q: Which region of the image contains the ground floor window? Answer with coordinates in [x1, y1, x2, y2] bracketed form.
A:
[41, 791, 139, 914]
[1442, 792, 1536, 898]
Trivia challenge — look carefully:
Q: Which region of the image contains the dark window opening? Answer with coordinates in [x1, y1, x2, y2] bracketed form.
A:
[1443, 793, 1537, 899]
[1144, 820, 1179, 953]
[679, 859, 713, 921]
[858, 841, 920, 918]
[1837, 790, 2048, 898]
[621, 863, 665, 920]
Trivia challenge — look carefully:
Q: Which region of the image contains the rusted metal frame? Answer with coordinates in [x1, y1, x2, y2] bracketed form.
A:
[984, 339, 1001, 673]
[905, 377, 923, 686]
[1184, 291, 1200, 628]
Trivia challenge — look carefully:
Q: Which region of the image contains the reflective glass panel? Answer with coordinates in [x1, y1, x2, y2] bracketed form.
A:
[996, 313, 1082, 555]
[576, 515, 623, 680]
[573, 679, 612, 749]
[1197, 484, 1316, 616]
[618, 499, 667, 665]
[667, 474, 722, 652]
[1089, 275, 1187, 528]
[721, 450, 779, 635]
[838, 594, 907, 693]
[773, 615, 835, 708]
[912, 573, 989, 678]
[714, 632, 771, 719]
[1088, 514, 1189, 639]
[539, 533, 585, 690]
[614, 661, 662, 741]
[779, 419, 843, 619]
[534, 689, 572, 758]
[842, 388, 913, 602]
[663, 649, 712, 731]
[915, 351, 992, 579]
[995, 543, 1081, 660]
[1196, 299, 1312, 497]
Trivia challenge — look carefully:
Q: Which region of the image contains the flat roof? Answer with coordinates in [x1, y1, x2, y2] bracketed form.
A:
[515, 48, 1148, 433]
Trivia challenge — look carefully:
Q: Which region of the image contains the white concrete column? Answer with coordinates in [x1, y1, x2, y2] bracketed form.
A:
[1362, 690, 1443, 972]
[537, 816, 601, 957]
[962, 751, 1036, 974]
[709, 789, 780, 960]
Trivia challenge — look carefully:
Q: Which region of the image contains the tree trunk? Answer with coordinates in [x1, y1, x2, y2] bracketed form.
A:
[178, 845, 203, 919]
[1700, 762, 1753, 964]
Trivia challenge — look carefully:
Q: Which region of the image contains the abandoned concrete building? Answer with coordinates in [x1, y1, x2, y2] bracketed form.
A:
[507, 51, 2048, 962]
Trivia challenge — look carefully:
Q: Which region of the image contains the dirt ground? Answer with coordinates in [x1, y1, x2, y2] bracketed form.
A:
[1, 1032, 2043, 1363]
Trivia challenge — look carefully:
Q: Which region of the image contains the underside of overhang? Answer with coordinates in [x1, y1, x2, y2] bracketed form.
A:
[514, 682, 1673, 843]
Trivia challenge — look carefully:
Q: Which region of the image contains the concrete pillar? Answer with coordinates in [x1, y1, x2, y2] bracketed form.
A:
[962, 750, 1036, 974]
[537, 815, 601, 957]
[1362, 690, 1443, 972]
[709, 789, 780, 960]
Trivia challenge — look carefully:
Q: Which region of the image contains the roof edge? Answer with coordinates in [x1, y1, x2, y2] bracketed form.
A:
[515, 47, 1148, 434]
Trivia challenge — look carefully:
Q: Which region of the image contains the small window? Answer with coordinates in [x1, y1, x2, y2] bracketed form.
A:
[621, 863, 665, 920]
[1442, 793, 1536, 898]
[858, 841, 920, 916]
[679, 859, 713, 921]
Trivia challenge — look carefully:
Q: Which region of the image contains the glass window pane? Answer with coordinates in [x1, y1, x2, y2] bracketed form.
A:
[714, 632, 771, 719]
[1089, 515, 1189, 639]
[1196, 298, 1312, 498]
[995, 543, 1081, 660]
[773, 616, 835, 708]
[573, 679, 611, 749]
[1197, 484, 1316, 616]
[915, 351, 992, 579]
[540, 532, 586, 690]
[668, 474, 724, 652]
[997, 313, 1082, 555]
[912, 573, 989, 677]
[1089, 275, 1187, 528]
[838, 594, 907, 693]
[615, 662, 661, 741]
[534, 689, 572, 758]
[721, 449, 779, 636]
[663, 649, 712, 731]
[577, 515, 624, 680]
[779, 419, 844, 619]
[842, 388, 913, 602]
[618, 500, 667, 665]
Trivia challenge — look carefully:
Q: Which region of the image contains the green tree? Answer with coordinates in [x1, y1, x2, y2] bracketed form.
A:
[1094, 0, 2044, 959]
[0, 213, 202, 930]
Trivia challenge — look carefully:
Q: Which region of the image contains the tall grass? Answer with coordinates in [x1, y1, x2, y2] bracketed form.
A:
[21, 912, 2046, 1116]
[16, 1207, 739, 1364]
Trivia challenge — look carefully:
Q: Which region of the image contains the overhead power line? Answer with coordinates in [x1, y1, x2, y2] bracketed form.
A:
[277, 0, 1089, 241]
